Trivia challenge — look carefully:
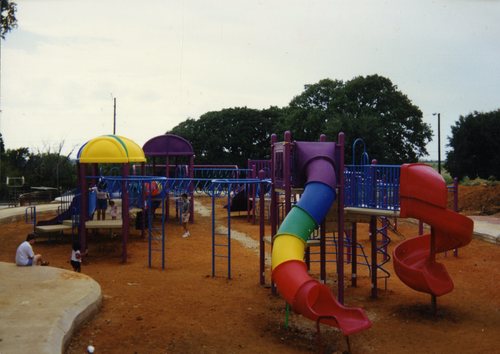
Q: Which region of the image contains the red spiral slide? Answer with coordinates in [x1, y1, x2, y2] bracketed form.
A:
[393, 164, 473, 296]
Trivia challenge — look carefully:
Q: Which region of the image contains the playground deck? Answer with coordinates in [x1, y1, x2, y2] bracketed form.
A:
[85, 219, 123, 229]
[35, 224, 73, 234]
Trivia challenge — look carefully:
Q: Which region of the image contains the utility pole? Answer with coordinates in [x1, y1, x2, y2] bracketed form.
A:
[113, 97, 116, 134]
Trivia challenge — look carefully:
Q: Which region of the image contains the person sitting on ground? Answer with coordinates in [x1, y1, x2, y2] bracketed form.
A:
[181, 193, 190, 238]
[70, 241, 82, 272]
[15, 233, 49, 266]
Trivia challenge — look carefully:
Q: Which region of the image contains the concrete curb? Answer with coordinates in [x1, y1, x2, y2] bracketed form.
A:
[401, 217, 500, 245]
[0, 262, 102, 354]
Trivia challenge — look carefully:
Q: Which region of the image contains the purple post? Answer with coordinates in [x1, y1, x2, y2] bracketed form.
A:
[270, 133, 278, 294]
[351, 222, 358, 287]
[165, 156, 170, 222]
[382, 217, 389, 262]
[337, 132, 345, 304]
[251, 162, 257, 224]
[121, 164, 129, 263]
[320, 221, 326, 283]
[284, 131, 292, 214]
[305, 244, 311, 270]
[453, 177, 459, 257]
[78, 163, 88, 255]
[140, 163, 146, 239]
[371, 159, 378, 208]
[370, 215, 378, 298]
[346, 228, 352, 264]
[189, 155, 195, 223]
[370, 159, 378, 298]
[259, 169, 266, 285]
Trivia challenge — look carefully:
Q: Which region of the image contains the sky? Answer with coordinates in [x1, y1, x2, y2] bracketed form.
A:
[1, 0, 499, 160]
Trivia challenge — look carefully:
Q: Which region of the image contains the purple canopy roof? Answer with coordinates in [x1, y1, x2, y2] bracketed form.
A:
[142, 134, 194, 157]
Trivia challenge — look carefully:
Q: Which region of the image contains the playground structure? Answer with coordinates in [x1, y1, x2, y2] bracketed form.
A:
[23, 129, 475, 349]
[270, 132, 372, 336]
[77, 135, 147, 262]
[34, 133, 261, 268]
[267, 130, 473, 341]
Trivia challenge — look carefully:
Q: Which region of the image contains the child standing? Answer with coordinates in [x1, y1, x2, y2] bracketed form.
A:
[181, 193, 190, 238]
[70, 241, 82, 272]
[109, 200, 118, 220]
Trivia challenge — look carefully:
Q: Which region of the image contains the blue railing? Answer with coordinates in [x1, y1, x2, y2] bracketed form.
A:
[193, 168, 252, 179]
[344, 164, 400, 211]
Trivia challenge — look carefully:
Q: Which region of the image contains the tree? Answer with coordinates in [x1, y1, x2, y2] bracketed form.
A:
[168, 75, 432, 167]
[283, 79, 344, 141]
[0, 143, 77, 201]
[0, 132, 4, 153]
[445, 109, 500, 180]
[282, 76, 433, 164]
[3, 147, 29, 177]
[1, 0, 18, 39]
[169, 107, 282, 167]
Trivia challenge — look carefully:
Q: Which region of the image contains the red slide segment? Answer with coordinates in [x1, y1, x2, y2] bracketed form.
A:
[393, 164, 473, 296]
[273, 261, 371, 335]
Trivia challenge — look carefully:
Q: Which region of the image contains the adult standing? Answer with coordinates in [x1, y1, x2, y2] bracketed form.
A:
[94, 180, 110, 220]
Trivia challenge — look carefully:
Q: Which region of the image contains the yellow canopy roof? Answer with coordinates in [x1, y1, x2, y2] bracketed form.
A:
[78, 135, 146, 163]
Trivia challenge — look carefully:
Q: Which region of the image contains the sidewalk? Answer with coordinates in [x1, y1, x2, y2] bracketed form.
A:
[0, 203, 61, 225]
[0, 203, 101, 354]
[0, 262, 101, 354]
[468, 215, 500, 244]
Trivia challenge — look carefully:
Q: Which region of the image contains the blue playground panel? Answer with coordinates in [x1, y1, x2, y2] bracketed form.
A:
[344, 164, 400, 211]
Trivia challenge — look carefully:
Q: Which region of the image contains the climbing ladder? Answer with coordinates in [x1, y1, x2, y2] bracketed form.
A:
[211, 182, 234, 279]
[147, 195, 166, 270]
[307, 229, 372, 284]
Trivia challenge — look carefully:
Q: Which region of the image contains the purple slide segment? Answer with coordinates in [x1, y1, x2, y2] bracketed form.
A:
[294, 141, 336, 187]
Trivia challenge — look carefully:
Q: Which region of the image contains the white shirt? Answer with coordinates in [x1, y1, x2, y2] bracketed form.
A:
[15, 241, 34, 266]
[71, 249, 82, 263]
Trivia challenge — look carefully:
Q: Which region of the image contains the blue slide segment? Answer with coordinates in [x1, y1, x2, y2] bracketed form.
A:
[296, 182, 336, 225]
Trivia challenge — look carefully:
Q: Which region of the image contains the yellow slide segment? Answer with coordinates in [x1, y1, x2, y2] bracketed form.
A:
[271, 235, 306, 270]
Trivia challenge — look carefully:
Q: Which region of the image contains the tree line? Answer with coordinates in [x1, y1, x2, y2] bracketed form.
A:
[445, 109, 500, 180]
[170, 75, 433, 167]
[0, 137, 77, 201]
[0, 75, 496, 203]
[170, 75, 499, 180]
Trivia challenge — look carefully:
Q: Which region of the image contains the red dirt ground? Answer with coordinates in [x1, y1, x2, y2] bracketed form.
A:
[0, 185, 498, 354]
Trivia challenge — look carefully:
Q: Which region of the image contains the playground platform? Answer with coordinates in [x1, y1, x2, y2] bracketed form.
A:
[0, 204, 498, 353]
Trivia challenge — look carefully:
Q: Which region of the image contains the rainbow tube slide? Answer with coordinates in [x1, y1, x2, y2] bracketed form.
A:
[271, 144, 371, 336]
[393, 164, 473, 296]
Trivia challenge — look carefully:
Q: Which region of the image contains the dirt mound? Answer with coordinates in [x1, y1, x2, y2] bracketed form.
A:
[454, 184, 500, 215]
